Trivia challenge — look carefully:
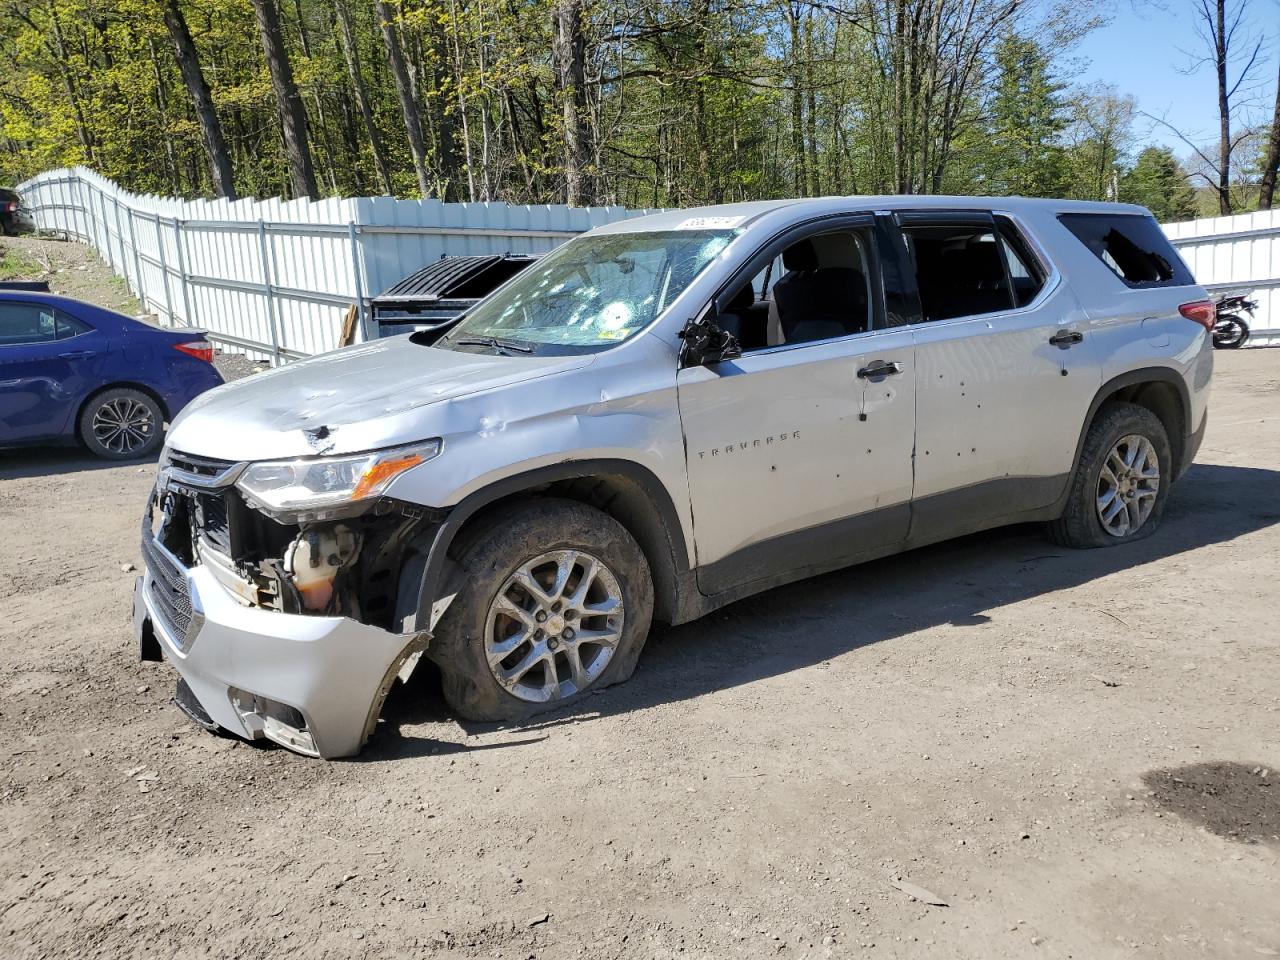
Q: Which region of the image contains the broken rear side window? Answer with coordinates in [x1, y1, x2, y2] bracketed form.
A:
[1057, 213, 1194, 288]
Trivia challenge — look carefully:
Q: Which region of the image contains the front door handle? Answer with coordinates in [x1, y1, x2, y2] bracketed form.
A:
[857, 360, 903, 380]
[1049, 330, 1084, 348]
[57, 350, 95, 359]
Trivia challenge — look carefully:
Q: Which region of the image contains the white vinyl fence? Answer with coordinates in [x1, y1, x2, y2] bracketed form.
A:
[1163, 209, 1280, 343]
[16, 167, 652, 363]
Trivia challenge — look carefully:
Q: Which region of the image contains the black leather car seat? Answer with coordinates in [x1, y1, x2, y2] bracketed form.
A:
[916, 238, 1011, 321]
[768, 235, 869, 346]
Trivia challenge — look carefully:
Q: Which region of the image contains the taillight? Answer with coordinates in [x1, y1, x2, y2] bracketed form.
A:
[173, 340, 214, 363]
[1179, 300, 1216, 332]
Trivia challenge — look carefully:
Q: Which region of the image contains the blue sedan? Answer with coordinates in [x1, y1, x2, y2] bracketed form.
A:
[0, 289, 224, 459]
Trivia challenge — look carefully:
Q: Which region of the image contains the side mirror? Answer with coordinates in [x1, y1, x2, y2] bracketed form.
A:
[679, 314, 742, 367]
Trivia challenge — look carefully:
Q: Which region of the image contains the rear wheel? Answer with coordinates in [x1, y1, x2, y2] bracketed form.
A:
[1048, 401, 1172, 549]
[1212, 315, 1249, 349]
[430, 498, 654, 722]
[78, 387, 164, 460]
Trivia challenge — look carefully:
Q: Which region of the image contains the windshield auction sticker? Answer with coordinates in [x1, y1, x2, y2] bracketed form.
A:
[675, 216, 746, 230]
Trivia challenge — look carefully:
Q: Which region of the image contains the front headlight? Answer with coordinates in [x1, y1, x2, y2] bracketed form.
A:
[235, 439, 441, 518]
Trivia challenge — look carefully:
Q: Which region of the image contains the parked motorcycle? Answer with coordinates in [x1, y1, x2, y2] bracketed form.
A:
[1212, 293, 1256, 349]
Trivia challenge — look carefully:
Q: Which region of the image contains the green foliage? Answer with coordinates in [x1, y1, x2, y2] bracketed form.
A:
[1063, 84, 1136, 202]
[976, 34, 1069, 197]
[0, 0, 1214, 220]
[0, 243, 43, 280]
[1120, 147, 1198, 221]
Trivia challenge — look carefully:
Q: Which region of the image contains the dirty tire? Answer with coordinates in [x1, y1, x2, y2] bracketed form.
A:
[77, 387, 165, 460]
[430, 498, 654, 723]
[1048, 401, 1172, 549]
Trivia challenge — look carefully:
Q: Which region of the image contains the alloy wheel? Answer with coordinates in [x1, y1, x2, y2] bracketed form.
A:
[483, 549, 624, 703]
[92, 397, 156, 455]
[1096, 433, 1160, 538]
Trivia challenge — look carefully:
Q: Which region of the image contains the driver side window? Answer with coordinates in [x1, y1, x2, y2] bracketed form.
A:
[718, 228, 878, 353]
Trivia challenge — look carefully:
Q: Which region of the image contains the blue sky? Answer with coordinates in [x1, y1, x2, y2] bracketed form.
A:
[1072, 0, 1278, 151]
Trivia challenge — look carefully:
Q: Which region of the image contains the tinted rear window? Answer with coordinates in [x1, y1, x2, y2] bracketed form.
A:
[0, 302, 58, 345]
[1058, 213, 1194, 288]
[902, 222, 1016, 322]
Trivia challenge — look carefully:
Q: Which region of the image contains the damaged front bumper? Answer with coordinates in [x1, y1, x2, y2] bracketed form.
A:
[133, 549, 427, 758]
[132, 449, 437, 758]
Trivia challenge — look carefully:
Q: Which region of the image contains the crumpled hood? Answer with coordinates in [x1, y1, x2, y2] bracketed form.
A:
[166, 337, 592, 461]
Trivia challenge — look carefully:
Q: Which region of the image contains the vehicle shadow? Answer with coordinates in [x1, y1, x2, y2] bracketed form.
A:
[357, 727, 548, 762]
[362, 660, 553, 759]
[0, 446, 160, 478]
[378, 461, 1280, 749]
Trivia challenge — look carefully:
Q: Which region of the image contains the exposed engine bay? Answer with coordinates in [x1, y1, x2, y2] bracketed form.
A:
[147, 450, 440, 632]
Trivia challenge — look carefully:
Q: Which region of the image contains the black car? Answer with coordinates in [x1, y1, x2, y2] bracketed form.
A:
[0, 188, 23, 235]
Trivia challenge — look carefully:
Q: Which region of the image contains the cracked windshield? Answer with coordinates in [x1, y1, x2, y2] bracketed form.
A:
[442, 229, 734, 353]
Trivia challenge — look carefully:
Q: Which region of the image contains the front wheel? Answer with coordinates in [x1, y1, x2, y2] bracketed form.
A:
[1212, 315, 1249, 349]
[430, 498, 654, 722]
[1048, 401, 1172, 549]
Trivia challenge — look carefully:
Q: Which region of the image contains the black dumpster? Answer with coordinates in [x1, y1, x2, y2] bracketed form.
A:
[370, 254, 536, 338]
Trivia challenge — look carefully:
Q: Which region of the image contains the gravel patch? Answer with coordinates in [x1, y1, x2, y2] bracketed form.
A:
[213, 352, 267, 382]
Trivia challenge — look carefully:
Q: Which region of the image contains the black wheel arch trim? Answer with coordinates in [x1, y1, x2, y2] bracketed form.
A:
[406, 458, 691, 633]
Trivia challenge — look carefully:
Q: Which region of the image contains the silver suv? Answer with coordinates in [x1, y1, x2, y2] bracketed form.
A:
[133, 197, 1213, 758]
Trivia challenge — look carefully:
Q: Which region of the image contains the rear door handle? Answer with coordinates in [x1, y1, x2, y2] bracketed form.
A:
[856, 360, 903, 379]
[57, 350, 95, 359]
[1049, 330, 1084, 348]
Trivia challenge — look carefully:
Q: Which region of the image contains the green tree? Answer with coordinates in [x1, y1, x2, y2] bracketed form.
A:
[979, 33, 1068, 196]
[1119, 146, 1199, 221]
[1065, 85, 1136, 201]
[0, 0, 1134, 207]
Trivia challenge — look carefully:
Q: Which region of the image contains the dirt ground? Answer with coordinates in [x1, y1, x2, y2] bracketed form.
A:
[1, 234, 141, 315]
[2, 238, 1279, 959]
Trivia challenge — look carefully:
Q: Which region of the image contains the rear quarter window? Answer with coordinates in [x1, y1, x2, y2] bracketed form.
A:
[1057, 213, 1194, 288]
[55, 311, 91, 339]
